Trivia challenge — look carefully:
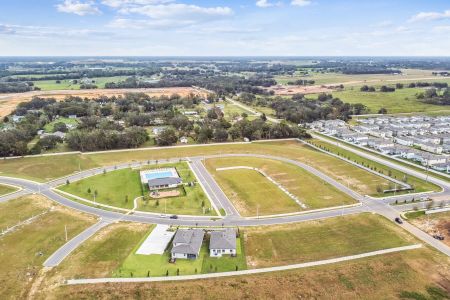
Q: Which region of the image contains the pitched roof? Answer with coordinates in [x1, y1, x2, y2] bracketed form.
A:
[148, 177, 182, 187]
[210, 229, 236, 250]
[171, 229, 204, 256]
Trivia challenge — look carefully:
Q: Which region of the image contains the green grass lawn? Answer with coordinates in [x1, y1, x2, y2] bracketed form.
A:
[33, 76, 129, 90]
[309, 138, 440, 196]
[0, 184, 18, 196]
[0, 197, 95, 299]
[58, 162, 215, 216]
[116, 228, 246, 277]
[43, 117, 79, 132]
[59, 168, 142, 210]
[330, 88, 450, 114]
[0, 195, 51, 230]
[244, 213, 416, 268]
[206, 157, 355, 216]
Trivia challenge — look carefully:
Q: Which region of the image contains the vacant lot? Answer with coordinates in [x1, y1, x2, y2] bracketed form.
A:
[38, 222, 151, 295]
[0, 140, 402, 196]
[309, 138, 440, 195]
[206, 157, 355, 216]
[0, 184, 18, 196]
[0, 196, 95, 299]
[409, 211, 450, 247]
[50, 248, 450, 299]
[244, 213, 416, 268]
[0, 195, 52, 230]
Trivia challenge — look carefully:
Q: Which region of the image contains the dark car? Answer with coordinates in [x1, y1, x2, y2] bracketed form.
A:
[433, 235, 444, 241]
[170, 215, 178, 219]
[395, 217, 403, 224]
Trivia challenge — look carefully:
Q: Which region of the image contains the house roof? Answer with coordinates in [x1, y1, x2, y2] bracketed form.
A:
[148, 177, 182, 187]
[171, 229, 204, 256]
[210, 229, 236, 250]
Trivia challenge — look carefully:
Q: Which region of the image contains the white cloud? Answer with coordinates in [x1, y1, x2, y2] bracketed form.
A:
[433, 25, 450, 33]
[120, 3, 233, 19]
[291, 0, 312, 7]
[56, 0, 100, 16]
[101, 0, 173, 8]
[256, 0, 275, 8]
[409, 10, 450, 22]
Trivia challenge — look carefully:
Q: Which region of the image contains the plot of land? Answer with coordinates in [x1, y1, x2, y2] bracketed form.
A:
[408, 211, 450, 247]
[0, 184, 18, 196]
[309, 138, 440, 195]
[0, 195, 95, 299]
[58, 162, 215, 216]
[51, 248, 450, 300]
[116, 228, 247, 277]
[244, 213, 416, 268]
[206, 157, 355, 216]
[135, 224, 174, 255]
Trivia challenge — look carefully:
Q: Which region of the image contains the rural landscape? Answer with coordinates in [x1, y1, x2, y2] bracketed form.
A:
[1, 0, 450, 299]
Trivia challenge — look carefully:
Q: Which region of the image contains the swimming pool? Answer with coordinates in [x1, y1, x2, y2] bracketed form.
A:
[144, 171, 174, 180]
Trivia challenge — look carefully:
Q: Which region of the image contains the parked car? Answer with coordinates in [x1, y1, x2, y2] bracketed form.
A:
[170, 215, 178, 219]
[395, 217, 403, 224]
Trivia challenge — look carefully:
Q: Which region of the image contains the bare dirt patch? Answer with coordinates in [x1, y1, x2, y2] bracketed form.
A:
[266, 84, 335, 95]
[0, 87, 205, 117]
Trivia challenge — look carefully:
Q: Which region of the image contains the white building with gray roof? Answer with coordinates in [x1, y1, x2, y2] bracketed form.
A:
[209, 229, 237, 257]
[171, 229, 205, 260]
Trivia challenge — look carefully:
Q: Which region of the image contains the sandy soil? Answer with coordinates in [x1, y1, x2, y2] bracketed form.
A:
[266, 84, 336, 95]
[0, 87, 205, 117]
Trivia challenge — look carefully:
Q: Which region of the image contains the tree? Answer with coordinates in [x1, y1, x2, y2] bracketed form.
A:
[378, 107, 388, 114]
[213, 128, 228, 142]
[53, 122, 68, 133]
[156, 128, 178, 146]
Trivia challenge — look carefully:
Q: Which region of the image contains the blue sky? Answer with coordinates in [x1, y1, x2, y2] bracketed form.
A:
[0, 0, 449, 56]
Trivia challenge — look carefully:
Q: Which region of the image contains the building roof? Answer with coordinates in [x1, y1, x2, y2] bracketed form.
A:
[171, 229, 205, 255]
[210, 229, 236, 250]
[148, 177, 182, 187]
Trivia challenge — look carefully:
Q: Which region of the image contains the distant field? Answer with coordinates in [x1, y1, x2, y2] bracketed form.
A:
[33, 76, 129, 90]
[330, 87, 450, 114]
[205, 156, 355, 216]
[244, 213, 415, 268]
[0, 195, 95, 299]
[0, 184, 17, 196]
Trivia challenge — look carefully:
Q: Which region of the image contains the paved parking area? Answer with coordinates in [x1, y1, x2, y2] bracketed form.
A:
[136, 224, 174, 255]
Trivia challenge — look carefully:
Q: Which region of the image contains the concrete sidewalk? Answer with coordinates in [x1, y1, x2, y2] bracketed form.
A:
[66, 244, 421, 285]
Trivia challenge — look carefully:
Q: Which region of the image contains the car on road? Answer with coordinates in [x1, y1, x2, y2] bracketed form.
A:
[433, 235, 444, 241]
[395, 217, 403, 224]
[170, 215, 178, 219]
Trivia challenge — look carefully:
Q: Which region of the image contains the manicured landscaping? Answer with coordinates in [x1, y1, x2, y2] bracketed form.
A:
[115, 228, 246, 277]
[58, 162, 215, 216]
[244, 213, 416, 268]
[0, 197, 95, 299]
[0, 184, 18, 196]
[205, 156, 355, 216]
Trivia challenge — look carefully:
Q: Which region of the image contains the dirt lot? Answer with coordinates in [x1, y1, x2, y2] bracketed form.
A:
[266, 84, 336, 95]
[410, 211, 450, 247]
[0, 87, 205, 117]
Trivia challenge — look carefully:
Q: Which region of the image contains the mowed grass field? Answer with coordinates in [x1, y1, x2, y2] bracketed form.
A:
[205, 157, 355, 216]
[0, 195, 95, 299]
[50, 248, 450, 299]
[33, 76, 129, 91]
[0, 195, 49, 230]
[244, 213, 416, 268]
[58, 162, 215, 216]
[0, 184, 18, 196]
[43, 117, 79, 132]
[0, 140, 407, 196]
[309, 138, 440, 195]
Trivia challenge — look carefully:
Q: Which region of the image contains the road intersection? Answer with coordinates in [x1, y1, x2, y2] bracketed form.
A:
[1, 142, 450, 267]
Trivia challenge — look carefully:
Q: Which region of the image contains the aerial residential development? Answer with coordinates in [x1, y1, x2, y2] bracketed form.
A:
[1, 0, 450, 299]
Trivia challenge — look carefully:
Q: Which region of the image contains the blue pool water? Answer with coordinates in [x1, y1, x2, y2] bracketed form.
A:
[144, 171, 174, 180]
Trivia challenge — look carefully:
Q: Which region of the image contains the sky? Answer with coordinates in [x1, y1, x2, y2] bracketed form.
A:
[0, 0, 449, 56]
